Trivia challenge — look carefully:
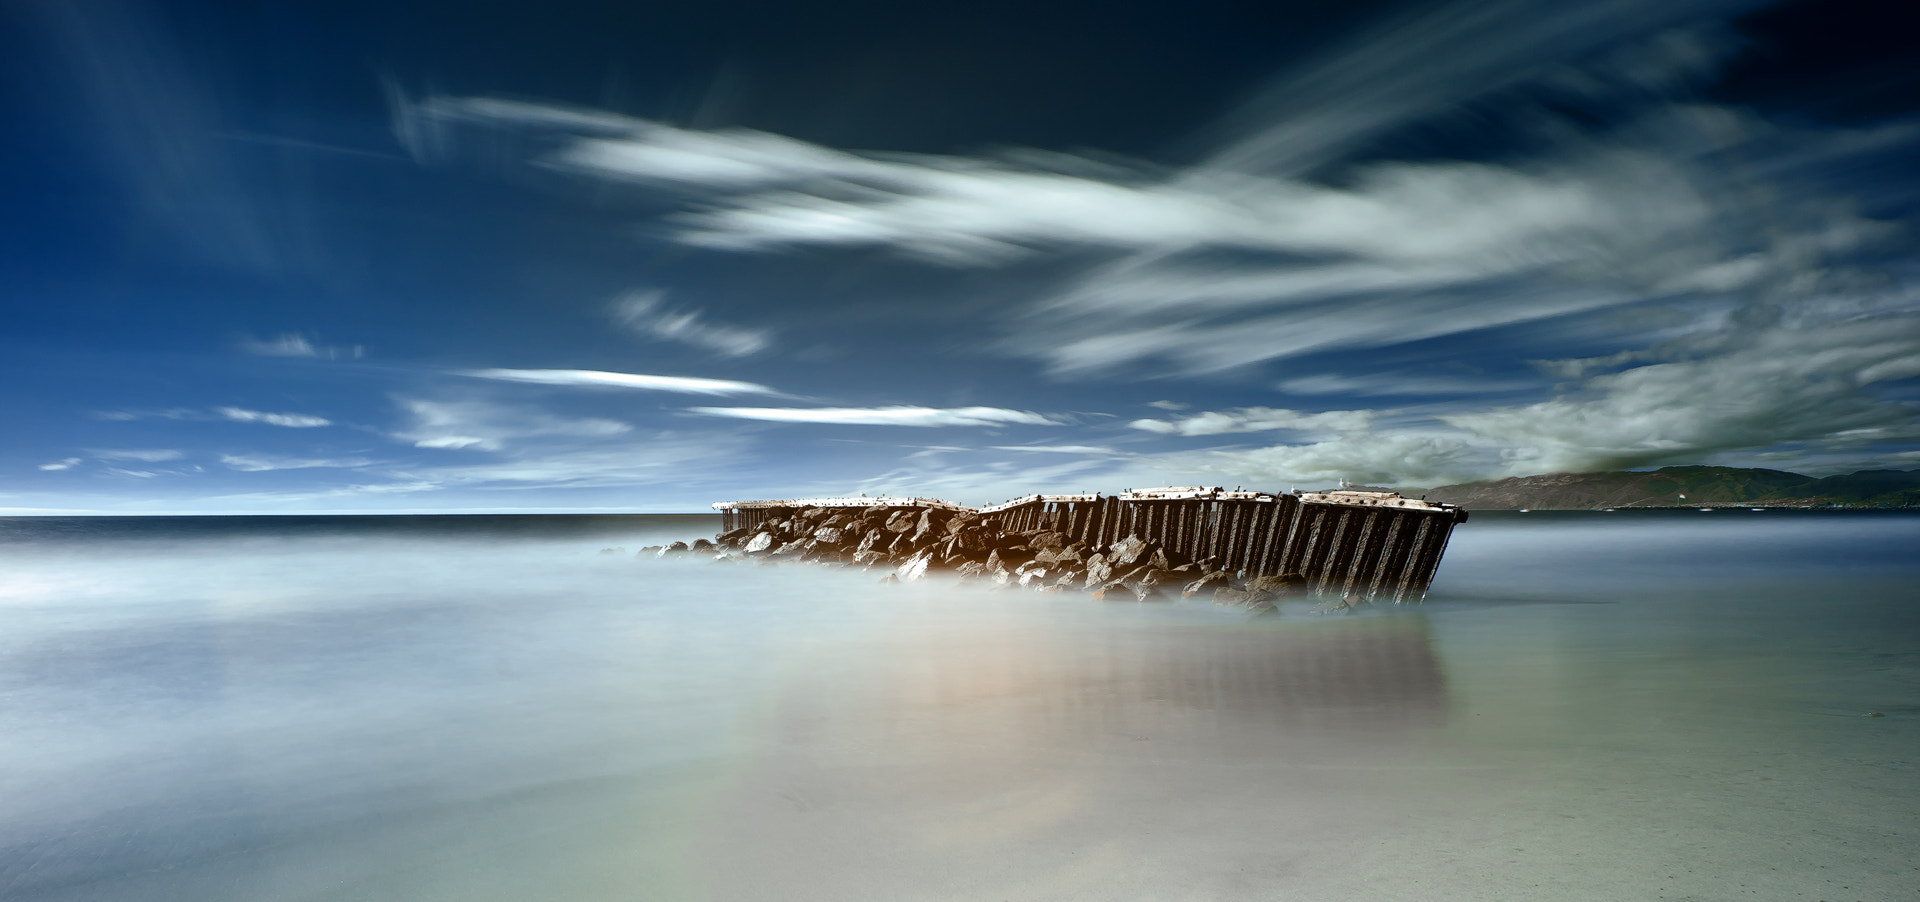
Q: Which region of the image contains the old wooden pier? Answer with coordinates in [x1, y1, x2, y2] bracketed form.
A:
[716, 487, 1468, 601]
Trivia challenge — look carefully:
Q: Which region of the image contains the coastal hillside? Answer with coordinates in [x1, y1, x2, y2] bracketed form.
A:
[1419, 466, 1920, 510]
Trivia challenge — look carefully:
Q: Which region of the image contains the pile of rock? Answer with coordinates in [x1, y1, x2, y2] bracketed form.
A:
[642, 505, 1317, 609]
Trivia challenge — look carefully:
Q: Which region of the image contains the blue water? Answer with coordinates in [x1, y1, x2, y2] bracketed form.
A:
[1, 511, 1915, 900]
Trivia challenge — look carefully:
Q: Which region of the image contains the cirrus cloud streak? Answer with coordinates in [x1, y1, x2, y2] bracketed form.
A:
[688, 406, 1060, 427]
[462, 368, 775, 395]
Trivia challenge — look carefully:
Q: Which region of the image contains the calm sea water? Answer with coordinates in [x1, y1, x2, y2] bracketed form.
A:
[1, 511, 1915, 901]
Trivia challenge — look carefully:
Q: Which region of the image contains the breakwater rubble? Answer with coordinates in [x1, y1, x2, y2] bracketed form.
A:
[636, 487, 1467, 607]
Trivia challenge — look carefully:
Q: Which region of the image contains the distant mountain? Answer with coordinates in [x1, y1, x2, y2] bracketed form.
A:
[1418, 466, 1920, 510]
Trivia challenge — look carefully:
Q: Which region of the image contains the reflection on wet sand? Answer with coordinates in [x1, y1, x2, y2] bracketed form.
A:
[696, 599, 1450, 901]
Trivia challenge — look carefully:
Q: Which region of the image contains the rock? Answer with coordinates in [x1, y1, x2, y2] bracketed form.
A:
[1108, 534, 1157, 567]
[852, 550, 890, 567]
[943, 510, 981, 535]
[743, 532, 776, 554]
[1089, 579, 1133, 600]
[716, 527, 753, 545]
[1181, 571, 1233, 597]
[811, 526, 846, 547]
[656, 541, 691, 557]
[1027, 530, 1067, 551]
[598, 546, 627, 556]
[878, 573, 899, 584]
[949, 529, 990, 555]
[912, 509, 950, 542]
[1136, 568, 1181, 590]
[1083, 554, 1113, 588]
[1246, 573, 1309, 597]
[884, 510, 918, 533]
[1131, 581, 1168, 601]
[955, 561, 988, 578]
[690, 538, 716, 553]
[996, 546, 1036, 567]
[1212, 587, 1256, 606]
[895, 551, 933, 583]
[1018, 568, 1048, 587]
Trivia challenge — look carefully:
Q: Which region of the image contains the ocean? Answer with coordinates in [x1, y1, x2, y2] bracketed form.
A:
[1, 510, 1915, 901]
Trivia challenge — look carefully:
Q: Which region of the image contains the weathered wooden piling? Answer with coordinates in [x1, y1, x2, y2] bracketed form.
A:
[713, 486, 1466, 600]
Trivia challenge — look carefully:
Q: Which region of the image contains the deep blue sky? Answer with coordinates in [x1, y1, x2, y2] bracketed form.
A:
[4, 0, 1918, 513]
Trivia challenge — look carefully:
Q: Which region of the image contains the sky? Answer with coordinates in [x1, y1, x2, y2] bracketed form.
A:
[4, 0, 1919, 514]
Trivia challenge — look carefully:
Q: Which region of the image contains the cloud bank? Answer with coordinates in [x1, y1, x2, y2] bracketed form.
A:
[390, 2, 1920, 486]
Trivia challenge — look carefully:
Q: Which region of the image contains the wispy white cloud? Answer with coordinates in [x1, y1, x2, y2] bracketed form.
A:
[219, 454, 373, 472]
[218, 406, 332, 428]
[1128, 407, 1375, 436]
[1161, 432, 1485, 490]
[239, 334, 363, 359]
[1278, 373, 1541, 396]
[688, 406, 1060, 427]
[462, 368, 775, 395]
[394, 398, 631, 452]
[398, 15, 1910, 382]
[37, 458, 82, 471]
[90, 449, 182, 462]
[95, 408, 194, 421]
[989, 445, 1117, 454]
[610, 290, 772, 357]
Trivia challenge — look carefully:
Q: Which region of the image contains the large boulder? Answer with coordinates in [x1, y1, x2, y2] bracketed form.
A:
[1082, 553, 1113, 588]
[1181, 571, 1233, 597]
[943, 510, 981, 535]
[1088, 580, 1132, 601]
[1026, 530, 1068, 551]
[1246, 573, 1310, 598]
[895, 551, 933, 583]
[884, 510, 919, 533]
[1212, 587, 1264, 608]
[912, 508, 951, 542]
[743, 532, 776, 554]
[1108, 534, 1157, 567]
[811, 526, 847, 547]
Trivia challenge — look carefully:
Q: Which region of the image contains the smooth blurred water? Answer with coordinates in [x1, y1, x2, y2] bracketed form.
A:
[0, 511, 1915, 901]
